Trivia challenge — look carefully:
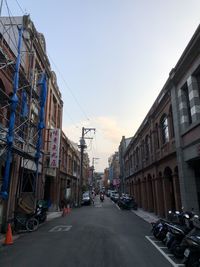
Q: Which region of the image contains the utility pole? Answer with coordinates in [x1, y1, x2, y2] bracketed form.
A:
[78, 127, 95, 206]
[92, 157, 99, 190]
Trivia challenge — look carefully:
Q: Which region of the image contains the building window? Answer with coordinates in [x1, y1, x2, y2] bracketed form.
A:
[169, 106, 175, 138]
[155, 123, 160, 149]
[182, 83, 192, 124]
[136, 147, 139, 166]
[145, 135, 150, 159]
[160, 114, 169, 144]
[194, 68, 200, 98]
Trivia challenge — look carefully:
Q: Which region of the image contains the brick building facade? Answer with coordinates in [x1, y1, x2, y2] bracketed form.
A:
[124, 24, 200, 216]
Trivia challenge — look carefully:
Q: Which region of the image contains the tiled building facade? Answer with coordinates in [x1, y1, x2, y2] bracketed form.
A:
[170, 25, 200, 213]
[124, 87, 181, 217]
[124, 24, 200, 216]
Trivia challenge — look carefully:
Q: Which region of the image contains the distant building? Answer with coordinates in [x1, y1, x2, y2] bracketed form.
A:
[108, 152, 120, 190]
[118, 136, 132, 193]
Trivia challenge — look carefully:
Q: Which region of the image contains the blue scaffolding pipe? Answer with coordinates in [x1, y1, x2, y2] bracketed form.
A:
[34, 73, 47, 194]
[0, 27, 23, 200]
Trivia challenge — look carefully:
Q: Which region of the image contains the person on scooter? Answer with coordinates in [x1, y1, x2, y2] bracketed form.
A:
[100, 192, 104, 202]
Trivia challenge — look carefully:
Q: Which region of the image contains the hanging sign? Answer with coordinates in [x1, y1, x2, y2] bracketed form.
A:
[49, 128, 61, 168]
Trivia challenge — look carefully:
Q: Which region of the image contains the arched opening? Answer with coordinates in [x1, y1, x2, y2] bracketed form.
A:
[173, 166, 182, 210]
[142, 177, 148, 210]
[156, 172, 165, 217]
[163, 167, 176, 214]
[147, 174, 154, 211]
[137, 178, 142, 207]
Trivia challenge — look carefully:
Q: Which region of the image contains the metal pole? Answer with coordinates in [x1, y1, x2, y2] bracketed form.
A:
[79, 127, 84, 206]
[0, 27, 23, 199]
[78, 127, 95, 206]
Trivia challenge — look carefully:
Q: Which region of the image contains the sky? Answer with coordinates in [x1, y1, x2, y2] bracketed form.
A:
[2, 0, 200, 171]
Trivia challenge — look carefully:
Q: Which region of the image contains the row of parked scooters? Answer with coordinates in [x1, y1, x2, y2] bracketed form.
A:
[107, 191, 138, 210]
[152, 209, 200, 267]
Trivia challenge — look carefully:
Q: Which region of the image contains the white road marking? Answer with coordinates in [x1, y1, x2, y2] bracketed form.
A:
[111, 201, 121, 210]
[95, 204, 102, 208]
[115, 204, 121, 210]
[145, 236, 185, 267]
[49, 225, 72, 232]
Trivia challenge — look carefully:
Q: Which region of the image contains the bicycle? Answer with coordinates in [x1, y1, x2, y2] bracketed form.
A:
[9, 212, 39, 233]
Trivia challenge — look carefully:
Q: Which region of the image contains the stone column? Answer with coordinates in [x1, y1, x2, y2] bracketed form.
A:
[172, 173, 182, 211]
[155, 177, 165, 217]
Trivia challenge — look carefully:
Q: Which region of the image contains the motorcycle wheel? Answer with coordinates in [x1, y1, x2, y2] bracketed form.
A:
[153, 227, 166, 241]
[171, 242, 185, 259]
[26, 218, 39, 232]
[185, 255, 200, 267]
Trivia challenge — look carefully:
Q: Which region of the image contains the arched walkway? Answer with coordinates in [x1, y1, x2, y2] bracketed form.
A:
[163, 167, 176, 216]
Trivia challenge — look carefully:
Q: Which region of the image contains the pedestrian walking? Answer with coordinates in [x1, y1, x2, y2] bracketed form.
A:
[91, 191, 95, 205]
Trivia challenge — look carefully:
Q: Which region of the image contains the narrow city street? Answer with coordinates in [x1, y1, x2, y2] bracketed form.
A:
[0, 197, 172, 267]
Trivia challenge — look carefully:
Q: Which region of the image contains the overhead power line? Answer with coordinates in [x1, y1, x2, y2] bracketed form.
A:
[14, 0, 25, 15]
[47, 53, 90, 122]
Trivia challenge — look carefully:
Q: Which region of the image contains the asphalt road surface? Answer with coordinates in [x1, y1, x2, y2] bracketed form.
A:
[0, 196, 172, 267]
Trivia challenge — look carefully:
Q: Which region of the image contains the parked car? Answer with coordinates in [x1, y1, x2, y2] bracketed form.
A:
[106, 189, 112, 197]
[81, 191, 91, 205]
[110, 190, 117, 199]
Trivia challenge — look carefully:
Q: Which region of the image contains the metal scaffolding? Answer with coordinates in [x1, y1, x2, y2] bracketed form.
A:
[0, 18, 47, 212]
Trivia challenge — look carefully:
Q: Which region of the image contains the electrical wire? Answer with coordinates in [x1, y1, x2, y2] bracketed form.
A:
[5, 0, 18, 48]
[47, 52, 90, 122]
[14, 0, 25, 15]
[2, 1, 87, 138]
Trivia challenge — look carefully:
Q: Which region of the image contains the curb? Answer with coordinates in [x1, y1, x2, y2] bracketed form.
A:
[131, 209, 159, 224]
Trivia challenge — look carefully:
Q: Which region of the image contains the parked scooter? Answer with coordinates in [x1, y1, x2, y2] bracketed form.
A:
[182, 216, 200, 266]
[152, 209, 200, 265]
[152, 210, 192, 243]
[183, 232, 200, 267]
[151, 218, 169, 241]
[164, 212, 193, 258]
[34, 201, 47, 223]
[118, 195, 137, 210]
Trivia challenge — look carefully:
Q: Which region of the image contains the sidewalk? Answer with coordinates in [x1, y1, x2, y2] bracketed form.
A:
[46, 211, 62, 221]
[132, 208, 159, 224]
[0, 211, 63, 245]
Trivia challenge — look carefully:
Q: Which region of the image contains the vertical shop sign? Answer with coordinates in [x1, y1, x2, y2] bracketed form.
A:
[50, 128, 61, 168]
